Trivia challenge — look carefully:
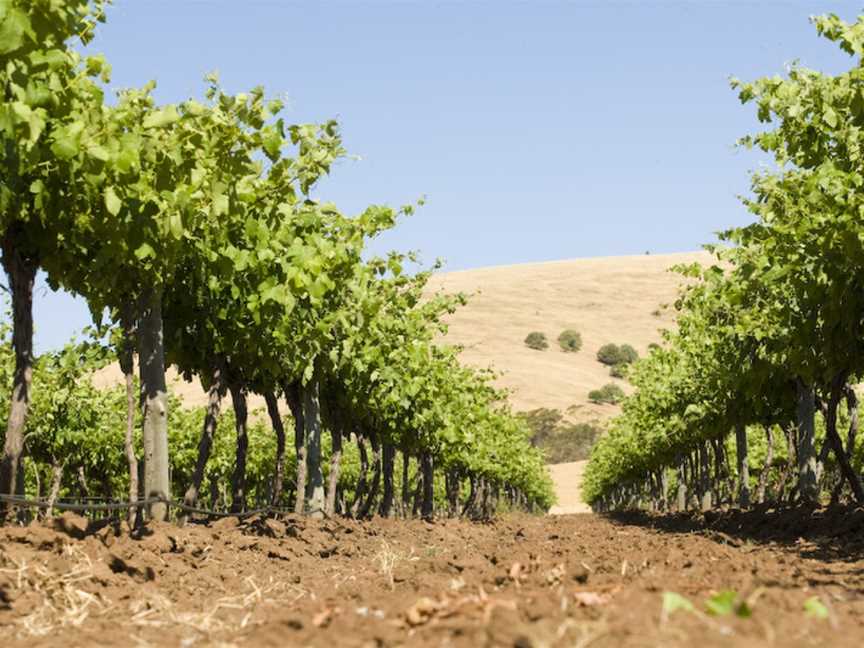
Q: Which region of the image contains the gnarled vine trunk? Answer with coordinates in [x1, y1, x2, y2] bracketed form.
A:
[352, 434, 369, 518]
[264, 390, 286, 507]
[229, 381, 249, 513]
[46, 460, 63, 517]
[359, 430, 381, 519]
[138, 288, 170, 522]
[302, 375, 324, 518]
[735, 422, 750, 508]
[825, 376, 864, 504]
[183, 361, 227, 510]
[675, 457, 687, 511]
[756, 426, 774, 504]
[401, 449, 411, 518]
[833, 386, 859, 503]
[446, 469, 461, 516]
[119, 311, 139, 526]
[845, 387, 859, 460]
[698, 442, 712, 511]
[420, 452, 434, 521]
[325, 418, 342, 516]
[0, 228, 37, 522]
[284, 382, 305, 515]
[796, 380, 819, 504]
[379, 442, 395, 518]
[712, 438, 726, 505]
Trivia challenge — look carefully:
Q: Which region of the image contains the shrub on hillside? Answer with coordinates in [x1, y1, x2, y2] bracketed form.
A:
[596, 343, 622, 365]
[524, 331, 549, 351]
[520, 408, 564, 447]
[519, 408, 602, 462]
[545, 422, 603, 463]
[557, 329, 583, 353]
[596, 343, 639, 366]
[609, 363, 627, 379]
[588, 383, 625, 405]
[619, 343, 639, 364]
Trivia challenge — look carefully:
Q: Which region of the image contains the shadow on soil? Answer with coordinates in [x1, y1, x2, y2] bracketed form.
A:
[604, 504, 864, 565]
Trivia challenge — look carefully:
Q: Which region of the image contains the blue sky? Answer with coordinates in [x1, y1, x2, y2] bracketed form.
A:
[26, 1, 861, 351]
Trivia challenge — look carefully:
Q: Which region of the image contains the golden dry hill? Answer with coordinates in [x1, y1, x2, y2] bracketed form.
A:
[429, 250, 709, 422]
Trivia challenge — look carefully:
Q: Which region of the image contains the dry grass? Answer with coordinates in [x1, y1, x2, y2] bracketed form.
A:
[373, 540, 419, 591]
[0, 544, 108, 637]
[130, 575, 305, 635]
[0, 542, 306, 645]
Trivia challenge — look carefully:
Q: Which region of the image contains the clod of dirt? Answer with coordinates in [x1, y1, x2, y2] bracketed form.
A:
[108, 555, 155, 583]
[52, 513, 89, 540]
[405, 596, 443, 626]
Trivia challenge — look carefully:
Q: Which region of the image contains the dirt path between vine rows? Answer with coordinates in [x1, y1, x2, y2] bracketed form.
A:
[2, 507, 864, 647]
[547, 461, 591, 514]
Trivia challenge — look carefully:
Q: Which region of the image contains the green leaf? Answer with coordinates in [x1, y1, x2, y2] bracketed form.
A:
[87, 144, 110, 162]
[803, 596, 829, 620]
[51, 121, 85, 159]
[0, 6, 29, 55]
[115, 146, 138, 174]
[85, 55, 107, 79]
[705, 590, 737, 616]
[104, 187, 121, 216]
[262, 126, 282, 160]
[142, 105, 181, 129]
[662, 592, 694, 616]
[212, 194, 229, 216]
[167, 211, 184, 239]
[134, 243, 156, 260]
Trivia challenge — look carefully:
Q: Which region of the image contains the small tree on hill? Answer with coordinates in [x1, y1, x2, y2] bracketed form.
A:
[588, 383, 625, 405]
[597, 344, 623, 365]
[597, 343, 639, 366]
[524, 332, 548, 351]
[609, 364, 626, 378]
[557, 329, 582, 353]
[619, 344, 639, 364]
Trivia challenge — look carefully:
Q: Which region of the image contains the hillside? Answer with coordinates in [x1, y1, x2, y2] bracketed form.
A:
[429, 250, 710, 422]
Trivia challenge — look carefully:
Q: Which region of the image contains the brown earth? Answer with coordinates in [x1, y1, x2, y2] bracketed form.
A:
[546, 461, 590, 515]
[2, 507, 863, 647]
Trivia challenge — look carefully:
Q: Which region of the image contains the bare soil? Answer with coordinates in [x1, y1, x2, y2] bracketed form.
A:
[2, 507, 863, 647]
[547, 461, 590, 514]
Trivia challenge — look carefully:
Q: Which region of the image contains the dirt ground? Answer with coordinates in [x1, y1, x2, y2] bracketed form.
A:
[2, 507, 864, 647]
[547, 461, 590, 515]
